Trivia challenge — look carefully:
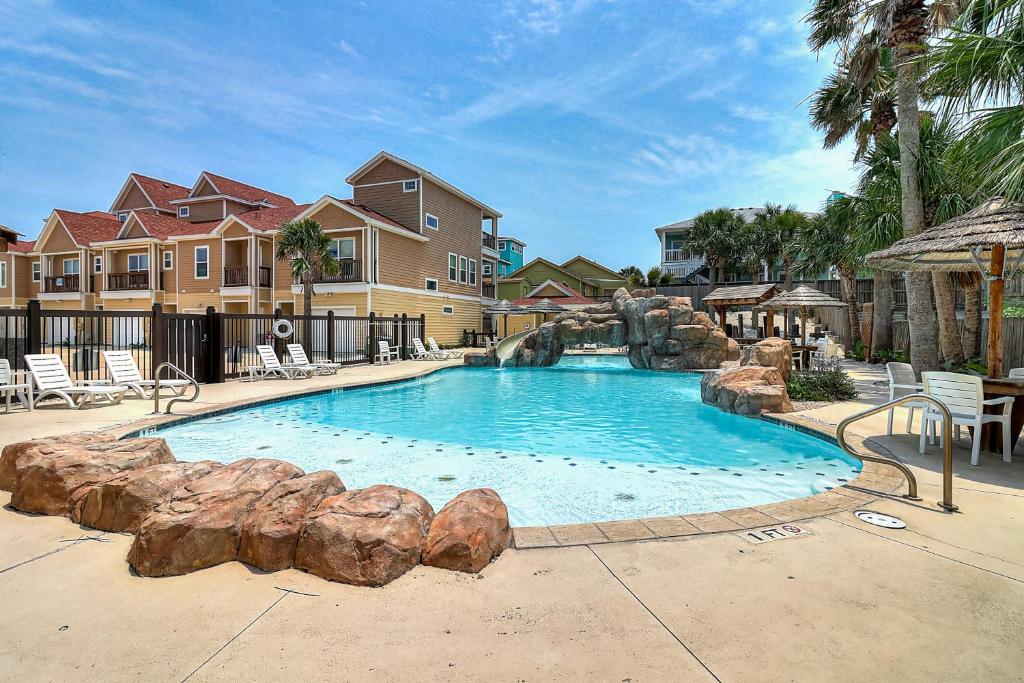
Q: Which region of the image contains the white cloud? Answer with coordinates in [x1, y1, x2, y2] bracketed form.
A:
[623, 134, 741, 186]
[504, 0, 594, 35]
[687, 74, 740, 101]
[730, 104, 772, 121]
[736, 35, 758, 54]
[337, 40, 360, 59]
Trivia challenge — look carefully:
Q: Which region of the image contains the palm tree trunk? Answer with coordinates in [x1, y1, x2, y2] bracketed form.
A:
[961, 275, 982, 358]
[931, 272, 964, 363]
[896, 41, 939, 372]
[870, 271, 893, 356]
[839, 266, 860, 348]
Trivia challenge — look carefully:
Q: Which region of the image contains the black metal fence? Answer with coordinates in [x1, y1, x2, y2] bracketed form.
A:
[0, 301, 425, 383]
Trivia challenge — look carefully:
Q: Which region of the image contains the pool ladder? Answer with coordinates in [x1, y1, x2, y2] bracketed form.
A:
[835, 395, 957, 512]
[150, 362, 201, 415]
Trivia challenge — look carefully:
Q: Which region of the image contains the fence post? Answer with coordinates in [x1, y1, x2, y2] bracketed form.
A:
[206, 306, 225, 383]
[367, 312, 375, 359]
[151, 303, 166, 371]
[400, 313, 408, 360]
[272, 307, 284, 359]
[420, 313, 426, 347]
[326, 310, 335, 362]
[26, 299, 42, 356]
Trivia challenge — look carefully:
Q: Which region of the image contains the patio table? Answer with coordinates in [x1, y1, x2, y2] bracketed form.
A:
[980, 377, 1024, 453]
[791, 345, 817, 369]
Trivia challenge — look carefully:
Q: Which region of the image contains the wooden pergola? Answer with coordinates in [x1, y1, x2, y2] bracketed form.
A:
[701, 283, 781, 337]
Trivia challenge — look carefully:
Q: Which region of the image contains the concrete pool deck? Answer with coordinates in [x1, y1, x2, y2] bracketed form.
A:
[1, 359, 1023, 680]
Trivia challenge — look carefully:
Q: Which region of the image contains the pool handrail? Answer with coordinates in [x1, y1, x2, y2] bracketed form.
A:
[151, 362, 200, 415]
[835, 394, 957, 512]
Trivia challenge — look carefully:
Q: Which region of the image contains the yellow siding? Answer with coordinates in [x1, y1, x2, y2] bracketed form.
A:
[370, 288, 480, 345]
[292, 291, 368, 317]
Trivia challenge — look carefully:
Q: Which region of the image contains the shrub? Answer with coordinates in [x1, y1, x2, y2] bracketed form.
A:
[942, 357, 987, 376]
[845, 339, 866, 361]
[786, 369, 858, 402]
[870, 347, 910, 364]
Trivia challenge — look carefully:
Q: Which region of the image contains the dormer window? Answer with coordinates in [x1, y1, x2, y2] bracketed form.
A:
[402, 180, 418, 192]
[118, 212, 128, 223]
[178, 206, 190, 218]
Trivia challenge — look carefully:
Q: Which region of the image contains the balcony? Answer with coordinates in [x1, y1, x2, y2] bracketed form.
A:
[482, 283, 496, 299]
[482, 232, 496, 250]
[107, 271, 152, 290]
[314, 260, 362, 284]
[44, 274, 80, 293]
[663, 248, 697, 263]
[224, 266, 272, 288]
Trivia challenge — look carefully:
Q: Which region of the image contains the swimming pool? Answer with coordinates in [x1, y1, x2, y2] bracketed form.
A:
[150, 355, 860, 526]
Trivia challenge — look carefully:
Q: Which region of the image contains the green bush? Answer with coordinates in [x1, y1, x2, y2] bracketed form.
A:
[942, 357, 987, 376]
[870, 347, 910, 364]
[845, 339, 866, 361]
[786, 369, 859, 402]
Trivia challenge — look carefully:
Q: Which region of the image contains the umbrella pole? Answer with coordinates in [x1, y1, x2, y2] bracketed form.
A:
[801, 307, 807, 347]
[987, 245, 1006, 378]
[503, 314, 508, 338]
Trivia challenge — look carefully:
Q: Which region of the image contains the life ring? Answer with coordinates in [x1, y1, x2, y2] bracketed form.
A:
[272, 319, 294, 339]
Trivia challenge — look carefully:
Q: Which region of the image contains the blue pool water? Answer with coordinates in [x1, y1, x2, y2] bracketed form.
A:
[151, 355, 860, 526]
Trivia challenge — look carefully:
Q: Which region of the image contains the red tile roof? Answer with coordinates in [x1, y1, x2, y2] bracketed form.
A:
[200, 172, 296, 207]
[133, 213, 221, 240]
[131, 174, 190, 212]
[513, 281, 594, 307]
[9, 240, 36, 253]
[54, 209, 122, 245]
[234, 204, 311, 232]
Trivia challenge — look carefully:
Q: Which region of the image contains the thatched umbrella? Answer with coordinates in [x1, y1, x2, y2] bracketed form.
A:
[756, 285, 848, 347]
[525, 298, 566, 323]
[483, 299, 528, 337]
[866, 197, 1024, 378]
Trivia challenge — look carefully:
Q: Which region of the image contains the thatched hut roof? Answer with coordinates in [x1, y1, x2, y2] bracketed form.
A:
[524, 298, 566, 314]
[702, 283, 780, 306]
[756, 285, 847, 310]
[483, 299, 528, 315]
[865, 197, 1024, 272]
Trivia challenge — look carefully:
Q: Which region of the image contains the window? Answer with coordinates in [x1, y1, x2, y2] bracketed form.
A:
[425, 278, 438, 292]
[498, 241, 506, 251]
[31, 262, 40, 282]
[329, 237, 355, 260]
[402, 179, 418, 192]
[127, 253, 148, 272]
[63, 258, 79, 275]
[118, 212, 128, 223]
[94, 255, 102, 273]
[178, 206, 190, 218]
[425, 213, 439, 230]
[483, 262, 492, 276]
[442, 304, 454, 315]
[195, 246, 209, 278]
[469, 259, 477, 286]
[163, 251, 173, 270]
[448, 253, 458, 282]
[459, 256, 468, 284]
[0, 262, 6, 288]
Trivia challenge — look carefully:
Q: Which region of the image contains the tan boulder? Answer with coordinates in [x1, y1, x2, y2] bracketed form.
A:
[296, 485, 434, 587]
[1, 433, 116, 491]
[422, 488, 511, 573]
[10, 438, 175, 516]
[700, 365, 793, 416]
[128, 458, 303, 577]
[72, 460, 223, 533]
[741, 337, 793, 381]
[238, 470, 345, 572]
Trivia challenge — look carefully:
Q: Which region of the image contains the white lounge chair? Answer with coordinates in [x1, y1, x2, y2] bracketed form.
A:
[428, 337, 462, 359]
[582, 343, 598, 353]
[286, 344, 340, 375]
[886, 362, 924, 436]
[252, 345, 315, 379]
[375, 340, 400, 365]
[25, 354, 128, 409]
[411, 338, 439, 360]
[1009, 368, 1024, 379]
[0, 359, 32, 412]
[920, 371, 1013, 466]
[101, 350, 189, 399]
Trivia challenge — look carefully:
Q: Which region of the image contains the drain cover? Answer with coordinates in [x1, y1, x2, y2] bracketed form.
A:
[855, 510, 906, 529]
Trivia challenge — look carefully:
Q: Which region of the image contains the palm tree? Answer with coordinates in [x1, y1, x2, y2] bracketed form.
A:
[750, 204, 810, 332]
[806, 0, 963, 372]
[275, 219, 340, 317]
[624, 266, 673, 289]
[687, 208, 746, 287]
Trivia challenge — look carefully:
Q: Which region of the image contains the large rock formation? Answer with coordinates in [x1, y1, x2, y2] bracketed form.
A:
[740, 337, 793, 382]
[422, 488, 511, 573]
[295, 485, 434, 587]
[238, 470, 345, 572]
[1, 433, 118, 491]
[700, 338, 795, 416]
[506, 288, 730, 370]
[128, 458, 303, 577]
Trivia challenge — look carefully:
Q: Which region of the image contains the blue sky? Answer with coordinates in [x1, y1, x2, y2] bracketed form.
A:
[0, 0, 854, 270]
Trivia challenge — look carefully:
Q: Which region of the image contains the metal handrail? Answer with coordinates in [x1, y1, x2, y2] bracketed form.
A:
[835, 394, 957, 512]
[151, 362, 200, 415]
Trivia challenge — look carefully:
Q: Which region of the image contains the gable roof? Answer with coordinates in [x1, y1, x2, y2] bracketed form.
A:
[345, 151, 502, 218]
[108, 173, 190, 214]
[514, 280, 594, 307]
[509, 257, 593, 285]
[9, 240, 36, 253]
[560, 255, 625, 280]
[188, 171, 296, 207]
[294, 196, 428, 241]
[217, 203, 312, 234]
[130, 213, 221, 240]
[53, 209, 122, 245]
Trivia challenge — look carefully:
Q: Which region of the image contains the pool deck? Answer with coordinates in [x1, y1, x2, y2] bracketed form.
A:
[1, 359, 1023, 680]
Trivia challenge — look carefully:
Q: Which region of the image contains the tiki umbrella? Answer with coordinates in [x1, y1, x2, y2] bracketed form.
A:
[756, 285, 848, 347]
[525, 298, 566, 323]
[483, 299, 528, 337]
[866, 197, 1024, 378]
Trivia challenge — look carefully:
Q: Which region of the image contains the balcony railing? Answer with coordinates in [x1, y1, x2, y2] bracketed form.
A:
[482, 232, 496, 250]
[482, 283, 496, 299]
[44, 274, 80, 293]
[258, 266, 271, 288]
[314, 259, 362, 283]
[663, 248, 697, 263]
[224, 266, 249, 287]
[107, 271, 151, 290]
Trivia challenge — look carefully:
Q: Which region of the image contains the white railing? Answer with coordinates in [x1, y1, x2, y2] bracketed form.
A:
[663, 249, 697, 263]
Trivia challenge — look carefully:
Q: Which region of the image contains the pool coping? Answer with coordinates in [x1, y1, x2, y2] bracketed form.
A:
[100, 366, 910, 550]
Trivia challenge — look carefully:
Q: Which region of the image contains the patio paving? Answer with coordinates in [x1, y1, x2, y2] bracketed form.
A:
[1, 357, 1022, 680]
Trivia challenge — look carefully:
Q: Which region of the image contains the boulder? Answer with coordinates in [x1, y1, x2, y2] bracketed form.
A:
[238, 471, 345, 572]
[741, 337, 793, 382]
[128, 458, 303, 577]
[1, 433, 116, 491]
[700, 366, 793, 416]
[421, 488, 511, 573]
[670, 324, 709, 343]
[295, 485, 434, 587]
[9, 438, 175, 516]
[72, 460, 223, 533]
[726, 337, 741, 361]
[463, 351, 497, 367]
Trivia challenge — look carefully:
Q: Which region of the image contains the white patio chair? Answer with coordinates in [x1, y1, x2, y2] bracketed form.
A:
[411, 338, 440, 360]
[376, 340, 400, 365]
[791, 350, 803, 372]
[428, 337, 462, 359]
[24, 354, 128, 409]
[920, 371, 1013, 466]
[0, 359, 32, 412]
[1009, 368, 1024, 379]
[285, 344, 340, 375]
[253, 345, 314, 379]
[885, 362, 924, 436]
[101, 350, 189, 399]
